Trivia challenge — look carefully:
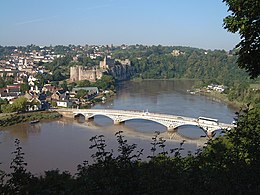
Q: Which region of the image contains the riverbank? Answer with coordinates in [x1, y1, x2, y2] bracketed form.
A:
[0, 111, 62, 127]
[131, 77, 200, 82]
[197, 91, 245, 110]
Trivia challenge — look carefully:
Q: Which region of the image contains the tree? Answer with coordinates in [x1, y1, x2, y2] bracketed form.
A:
[95, 75, 115, 90]
[52, 70, 65, 81]
[0, 98, 8, 112]
[20, 83, 30, 93]
[5, 139, 34, 194]
[0, 77, 6, 88]
[77, 80, 91, 87]
[223, 0, 260, 79]
[1, 103, 15, 113]
[61, 80, 68, 91]
[75, 89, 88, 99]
[12, 97, 28, 112]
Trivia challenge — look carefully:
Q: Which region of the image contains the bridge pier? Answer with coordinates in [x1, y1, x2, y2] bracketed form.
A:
[114, 120, 124, 125]
[56, 109, 234, 135]
[167, 126, 178, 132]
[206, 131, 215, 138]
[86, 116, 94, 122]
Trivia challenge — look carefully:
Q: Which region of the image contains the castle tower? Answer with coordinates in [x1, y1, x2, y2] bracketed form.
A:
[91, 67, 97, 82]
[79, 66, 83, 81]
[100, 56, 107, 69]
[70, 66, 79, 82]
[104, 56, 107, 68]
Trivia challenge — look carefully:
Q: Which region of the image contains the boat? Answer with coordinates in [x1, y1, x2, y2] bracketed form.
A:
[29, 120, 39, 124]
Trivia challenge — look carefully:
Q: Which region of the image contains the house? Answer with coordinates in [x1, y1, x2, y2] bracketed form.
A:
[28, 75, 37, 86]
[72, 87, 99, 100]
[50, 90, 72, 108]
[51, 90, 69, 101]
[207, 84, 227, 93]
[23, 91, 42, 111]
[42, 84, 57, 93]
[0, 92, 18, 101]
[4, 85, 21, 95]
[72, 87, 99, 94]
[56, 100, 73, 108]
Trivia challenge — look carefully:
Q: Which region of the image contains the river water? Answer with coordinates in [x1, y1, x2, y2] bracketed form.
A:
[0, 80, 237, 174]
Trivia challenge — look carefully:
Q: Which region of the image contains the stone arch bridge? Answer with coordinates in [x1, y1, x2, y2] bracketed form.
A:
[55, 108, 235, 137]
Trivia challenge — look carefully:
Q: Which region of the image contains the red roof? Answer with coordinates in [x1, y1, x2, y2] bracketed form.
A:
[6, 85, 20, 89]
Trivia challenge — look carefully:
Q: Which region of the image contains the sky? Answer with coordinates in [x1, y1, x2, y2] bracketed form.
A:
[0, 0, 240, 50]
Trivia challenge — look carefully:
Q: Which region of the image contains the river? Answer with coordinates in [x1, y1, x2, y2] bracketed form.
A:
[0, 80, 237, 174]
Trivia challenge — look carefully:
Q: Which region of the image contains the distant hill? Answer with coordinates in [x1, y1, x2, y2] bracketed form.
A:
[112, 45, 249, 85]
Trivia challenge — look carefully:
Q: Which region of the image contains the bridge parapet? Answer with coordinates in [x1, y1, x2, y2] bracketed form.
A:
[55, 108, 235, 135]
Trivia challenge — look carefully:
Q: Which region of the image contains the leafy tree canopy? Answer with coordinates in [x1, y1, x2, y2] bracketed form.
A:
[223, 0, 260, 79]
[75, 89, 88, 99]
[77, 80, 91, 87]
[12, 97, 28, 112]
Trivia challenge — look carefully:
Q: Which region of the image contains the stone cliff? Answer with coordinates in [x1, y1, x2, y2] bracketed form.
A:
[108, 64, 134, 81]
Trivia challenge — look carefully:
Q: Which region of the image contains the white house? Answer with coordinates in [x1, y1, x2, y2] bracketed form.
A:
[56, 100, 72, 108]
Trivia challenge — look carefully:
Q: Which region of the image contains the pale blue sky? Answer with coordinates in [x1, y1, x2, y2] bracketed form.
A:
[0, 0, 240, 50]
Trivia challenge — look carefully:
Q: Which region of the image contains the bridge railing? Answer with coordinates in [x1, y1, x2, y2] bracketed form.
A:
[55, 108, 235, 128]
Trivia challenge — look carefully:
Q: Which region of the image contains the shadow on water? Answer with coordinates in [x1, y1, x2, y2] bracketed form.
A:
[74, 116, 208, 141]
[176, 125, 207, 139]
[124, 119, 167, 134]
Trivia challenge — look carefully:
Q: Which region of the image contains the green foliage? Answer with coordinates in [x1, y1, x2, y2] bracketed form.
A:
[77, 56, 98, 67]
[0, 167, 5, 193]
[226, 80, 260, 107]
[75, 89, 88, 99]
[223, 0, 260, 79]
[60, 80, 68, 91]
[52, 70, 66, 81]
[0, 77, 6, 88]
[31, 170, 73, 194]
[0, 99, 8, 113]
[44, 55, 72, 72]
[1, 104, 16, 113]
[1, 107, 260, 194]
[4, 139, 34, 194]
[0, 111, 61, 126]
[122, 46, 249, 84]
[95, 75, 115, 90]
[0, 46, 16, 59]
[12, 97, 28, 112]
[19, 83, 30, 93]
[77, 79, 91, 87]
[197, 106, 260, 193]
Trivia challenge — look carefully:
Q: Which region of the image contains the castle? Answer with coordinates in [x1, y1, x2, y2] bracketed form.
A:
[70, 66, 103, 82]
[70, 56, 132, 82]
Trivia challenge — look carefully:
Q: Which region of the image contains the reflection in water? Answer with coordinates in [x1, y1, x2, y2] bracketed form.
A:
[0, 118, 203, 174]
[1, 123, 41, 141]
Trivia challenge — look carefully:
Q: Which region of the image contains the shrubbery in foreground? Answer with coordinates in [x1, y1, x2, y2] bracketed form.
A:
[0, 107, 259, 194]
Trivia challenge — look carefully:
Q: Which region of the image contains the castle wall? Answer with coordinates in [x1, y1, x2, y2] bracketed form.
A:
[80, 69, 98, 82]
[70, 57, 133, 83]
[70, 66, 79, 82]
[70, 66, 105, 82]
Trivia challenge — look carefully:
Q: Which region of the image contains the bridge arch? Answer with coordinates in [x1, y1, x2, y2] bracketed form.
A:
[74, 113, 86, 120]
[119, 116, 169, 128]
[74, 112, 115, 123]
[119, 117, 168, 131]
[207, 127, 227, 137]
[174, 124, 208, 139]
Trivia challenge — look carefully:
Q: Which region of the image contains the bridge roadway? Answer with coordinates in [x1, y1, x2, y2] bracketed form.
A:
[56, 108, 235, 137]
